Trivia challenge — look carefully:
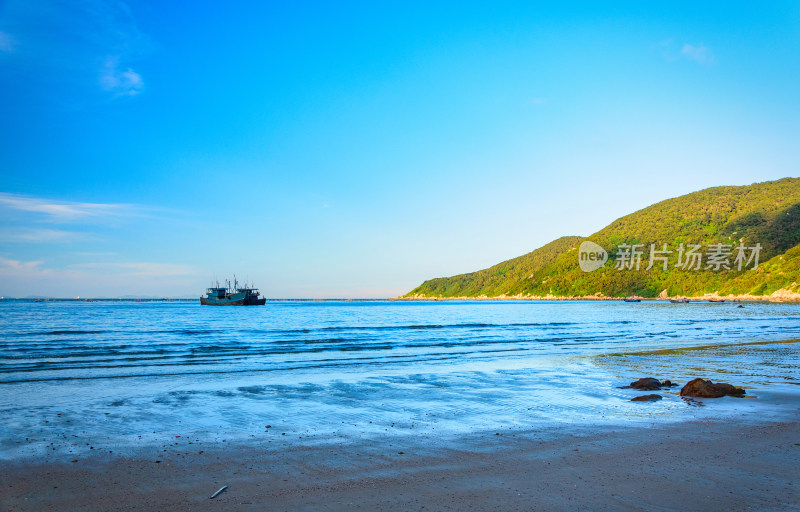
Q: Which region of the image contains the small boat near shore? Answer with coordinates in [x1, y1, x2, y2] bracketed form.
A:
[623, 296, 641, 302]
[200, 278, 266, 306]
[670, 297, 690, 303]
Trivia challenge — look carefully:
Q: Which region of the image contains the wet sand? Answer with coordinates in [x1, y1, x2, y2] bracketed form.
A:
[3, 419, 798, 511]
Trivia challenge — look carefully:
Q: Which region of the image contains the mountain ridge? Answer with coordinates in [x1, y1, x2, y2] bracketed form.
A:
[405, 178, 800, 300]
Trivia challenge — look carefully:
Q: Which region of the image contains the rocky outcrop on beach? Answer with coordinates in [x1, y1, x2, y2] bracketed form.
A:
[679, 378, 746, 398]
[619, 377, 746, 400]
[623, 377, 677, 390]
[631, 394, 662, 402]
[628, 378, 662, 390]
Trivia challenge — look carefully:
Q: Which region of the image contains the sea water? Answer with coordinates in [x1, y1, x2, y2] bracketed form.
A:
[1, 300, 799, 458]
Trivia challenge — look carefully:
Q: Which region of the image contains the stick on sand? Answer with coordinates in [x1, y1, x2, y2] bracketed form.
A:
[209, 485, 227, 499]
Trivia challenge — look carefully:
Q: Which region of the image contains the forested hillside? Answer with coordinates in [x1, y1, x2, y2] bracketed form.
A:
[406, 178, 800, 298]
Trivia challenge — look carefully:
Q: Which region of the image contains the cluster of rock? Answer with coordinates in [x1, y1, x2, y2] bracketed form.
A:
[631, 394, 662, 402]
[624, 377, 676, 391]
[679, 378, 746, 398]
[623, 377, 745, 402]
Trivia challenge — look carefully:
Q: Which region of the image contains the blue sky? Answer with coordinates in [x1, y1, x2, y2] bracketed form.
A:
[1, 1, 799, 298]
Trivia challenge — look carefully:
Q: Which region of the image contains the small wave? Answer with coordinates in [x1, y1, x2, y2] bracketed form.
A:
[164, 329, 216, 336]
[190, 345, 235, 353]
[323, 323, 497, 331]
[253, 321, 579, 335]
[30, 330, 106, 336]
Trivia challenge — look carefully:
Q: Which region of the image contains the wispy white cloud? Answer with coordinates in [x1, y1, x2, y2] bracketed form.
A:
[0, 258, 198, 297]
[100, 56, 143, 96]
[0, 0, 148, 98]
[681, 43, 714, 64]
[0, 256, 46, 273]
[0, 192, 137, 222]
[0, 30, 14, 53]
[656, 39, 715, 65]
[0, 228, 89, 243]
[70, 261, 196, 277]
[655, 38, 678, 61]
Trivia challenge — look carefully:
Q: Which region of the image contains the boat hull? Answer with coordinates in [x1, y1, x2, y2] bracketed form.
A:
[200, 296, 266, 306]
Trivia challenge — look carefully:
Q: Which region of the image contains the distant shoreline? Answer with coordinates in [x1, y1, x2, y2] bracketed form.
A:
[3, 294, 800, 303]
[0, 297, 391, 303]
[396, 291, 800, 302]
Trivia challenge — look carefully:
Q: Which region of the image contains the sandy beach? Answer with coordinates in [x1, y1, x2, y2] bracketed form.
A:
[3, 418, 798, 511]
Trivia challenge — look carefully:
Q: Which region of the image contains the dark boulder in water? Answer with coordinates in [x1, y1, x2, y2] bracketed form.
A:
[711, 382, 746, 396]
[680, 378, 745, 398]
[628, 377, 662, 390]
[631, 394, 662, 402]
[661, 379, 677, 387]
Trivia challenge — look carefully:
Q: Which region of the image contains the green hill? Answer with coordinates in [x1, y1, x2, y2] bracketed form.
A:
[408, 236, 584, 297]
[405, 178, 800, 299]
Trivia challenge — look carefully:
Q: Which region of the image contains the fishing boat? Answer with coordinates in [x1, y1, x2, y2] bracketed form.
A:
[623, 296, 641, 302]
[670, 297, 690, 303]
[200, 278, 266, 306]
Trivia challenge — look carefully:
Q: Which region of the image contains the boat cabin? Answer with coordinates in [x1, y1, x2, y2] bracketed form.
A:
[206, 287, 228, 299]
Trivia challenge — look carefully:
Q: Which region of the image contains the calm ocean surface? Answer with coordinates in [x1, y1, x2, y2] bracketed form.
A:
[1, 300, 799, 459]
